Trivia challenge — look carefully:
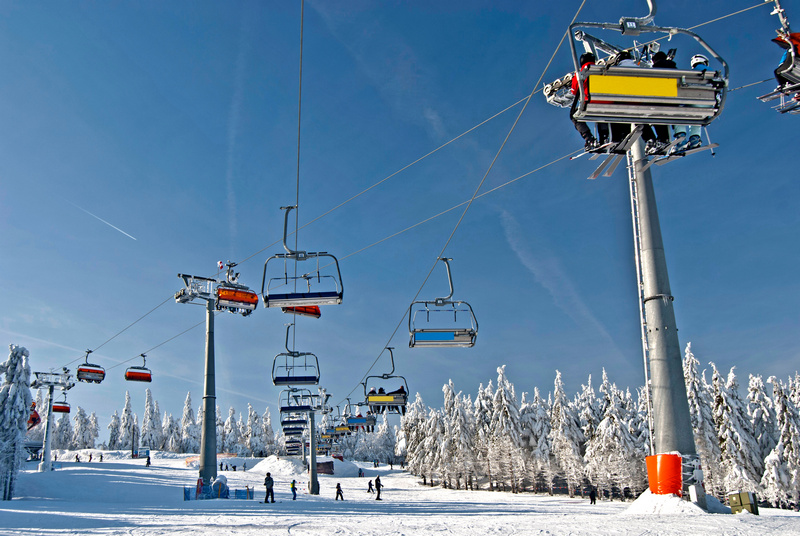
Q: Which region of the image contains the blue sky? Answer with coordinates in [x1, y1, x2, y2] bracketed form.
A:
[2, 1, 798, 440]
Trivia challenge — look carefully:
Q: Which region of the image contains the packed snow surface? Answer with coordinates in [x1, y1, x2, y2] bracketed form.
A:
[2, 450, 799, 535]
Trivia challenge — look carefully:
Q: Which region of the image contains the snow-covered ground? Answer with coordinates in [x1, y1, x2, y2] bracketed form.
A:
[2, 450, 799, 535]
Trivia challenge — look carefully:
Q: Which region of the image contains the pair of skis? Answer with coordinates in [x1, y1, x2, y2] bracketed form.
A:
[758, 82, 800, 114]
[572, 126, 717, 178]
[571, 126, 643, 180]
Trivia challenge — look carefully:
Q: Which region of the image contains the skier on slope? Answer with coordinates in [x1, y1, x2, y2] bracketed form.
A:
[264, 472, 275, 503]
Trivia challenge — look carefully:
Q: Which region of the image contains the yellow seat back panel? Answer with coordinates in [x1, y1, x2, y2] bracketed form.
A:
[589, 75, 678, 98]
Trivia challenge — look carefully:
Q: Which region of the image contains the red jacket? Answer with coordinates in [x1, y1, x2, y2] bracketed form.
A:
[571, 61, 594, 98]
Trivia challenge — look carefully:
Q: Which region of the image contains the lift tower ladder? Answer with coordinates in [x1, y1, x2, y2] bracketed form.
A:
[627, 151, 655, 455]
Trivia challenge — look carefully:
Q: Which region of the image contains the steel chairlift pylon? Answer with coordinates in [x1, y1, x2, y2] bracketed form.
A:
[261, 206, 343, 308]
[76, 349, 106, 384]
[408, 258, 478, 348]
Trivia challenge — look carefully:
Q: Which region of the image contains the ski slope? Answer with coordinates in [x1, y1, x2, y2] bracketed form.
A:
[2, 450, 799, 535]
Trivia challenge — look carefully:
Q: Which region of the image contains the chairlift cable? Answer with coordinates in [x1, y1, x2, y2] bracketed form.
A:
[730, 78, 773, 92]
[61, 295, 174, 367]
[292, 0, 306, 355]
[234, 96, 529, 268]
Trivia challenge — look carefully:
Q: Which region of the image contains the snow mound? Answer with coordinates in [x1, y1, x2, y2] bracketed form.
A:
[318, 456, 360, 478]
[623, 489, 707, 515]
[250, 455, 306, 477]
[705, 494, 732, 514]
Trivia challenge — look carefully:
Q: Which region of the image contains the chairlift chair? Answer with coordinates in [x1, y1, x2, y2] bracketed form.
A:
[262, 206, 343, 308]
[567, 1, 729, 126]
[27, 403, 41, 430]
[272, 324, 321, 386]
[757, 0, 800, 114]
[52, 392, 70, 414]
[76, 350, 106, 384]
[125, 354, 153, 383]
[215, 262, 259, 316]
[363, 347, 410, 415]
[279, 388, 314, 414]
[408, 258, 478, 348]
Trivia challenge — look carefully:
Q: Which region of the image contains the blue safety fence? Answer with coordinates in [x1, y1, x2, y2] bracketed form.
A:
[183, 482, 254, 500]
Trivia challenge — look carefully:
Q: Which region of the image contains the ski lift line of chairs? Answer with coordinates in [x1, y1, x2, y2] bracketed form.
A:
[76, 349, 105, 384]
[566, 18, 729, 127]
[363, 347, 409, 415]
[408, 258, 478, 348]
[261, 206, 343, 309]
[272, 324, 321, 386]
[125, 354, 152, 383]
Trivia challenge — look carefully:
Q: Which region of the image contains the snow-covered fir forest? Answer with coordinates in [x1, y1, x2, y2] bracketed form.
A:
[25, 343, 800, 509]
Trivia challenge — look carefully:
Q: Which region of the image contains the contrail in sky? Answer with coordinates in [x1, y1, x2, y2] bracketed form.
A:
[69, 202, 137, 240]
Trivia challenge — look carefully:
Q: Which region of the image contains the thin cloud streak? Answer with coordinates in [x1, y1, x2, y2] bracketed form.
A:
[499, 210, 626, 360]
[69, 202, 137, 241]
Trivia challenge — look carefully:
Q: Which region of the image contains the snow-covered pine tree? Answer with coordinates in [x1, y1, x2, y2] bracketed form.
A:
[223, 407, 240, 454]
[245, 404, 265, 457]
[216, 406, 224, 454]
[373, 411, 396, 464]
[402, 393, 428, 481]
[489, 366, 524, 492]
[0, 345, 33, 500]
[161, 412, 181, 452]
[683, 343, 722, 496]
[88, 412, 99, 449]
[421, 407, 444, 486]
[521, 387, 552, 493]
[632, 386, 652, 457]
[548, 370, 584, 497]
[140, 389, 161, 450]
[443, 386, 475, 490]
[584, 383, 645, 499]
[107, 411, 121, 450]
[118, 391, 135, 451]
[574, 375, 600, 452]
[747, 374, 778, 466]
[180, 392, 199, 454]
[132, 414, 140, 451]
[262, 408, 275, 455]
[711, 364, 762, 493]
[235, 412, 247, 456]
[72, 406, 94, 449]
[472, 381, 494, 489]
[53, 412, 73, 450]
[760, 376, 800, 508]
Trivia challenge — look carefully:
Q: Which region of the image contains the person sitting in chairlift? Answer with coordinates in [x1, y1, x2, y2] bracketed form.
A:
[570, 52, 609, 151]
[672, 54, 710, 152]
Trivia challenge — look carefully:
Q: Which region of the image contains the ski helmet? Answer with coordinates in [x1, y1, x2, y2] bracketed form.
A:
[579, 52, 596, 66]
[690, 54, 709, 69]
